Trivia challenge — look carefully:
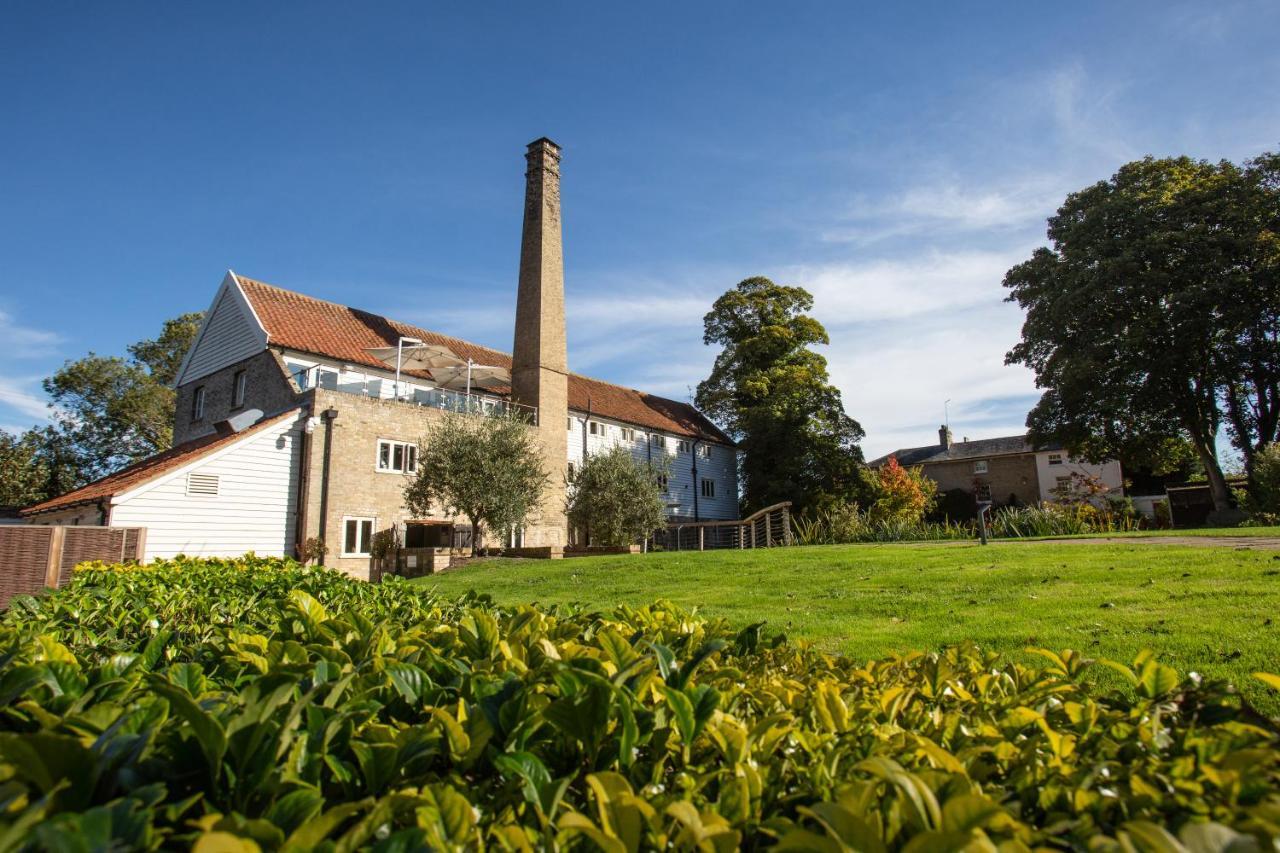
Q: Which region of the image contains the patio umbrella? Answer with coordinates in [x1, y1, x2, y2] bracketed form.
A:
[366, 340, 465, 397]
[431, 360, 511, 396]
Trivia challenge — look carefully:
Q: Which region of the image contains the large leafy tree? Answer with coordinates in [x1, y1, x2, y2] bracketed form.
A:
[696, 277, 865, 515]
[43, 312, 203, 483]
[3, 312, 203, 505]
[566, 446, 668, 547]
[404, 413, 548, 555]
[1005, 153, 1280, 515]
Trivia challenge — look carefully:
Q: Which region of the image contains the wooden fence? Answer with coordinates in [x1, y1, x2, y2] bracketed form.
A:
[0, 526, 145, 607]
[655, 502, 793, 551]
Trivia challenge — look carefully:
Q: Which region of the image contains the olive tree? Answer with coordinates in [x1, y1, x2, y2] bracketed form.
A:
[404, 413, 547, 555]
[566, 446, 668, 547]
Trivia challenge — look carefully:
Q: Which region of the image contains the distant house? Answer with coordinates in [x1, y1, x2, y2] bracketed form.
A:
[868, 426, 1123, 509]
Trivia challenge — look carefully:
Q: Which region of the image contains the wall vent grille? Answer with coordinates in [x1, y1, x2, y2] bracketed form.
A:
[187, 473, 220, 497]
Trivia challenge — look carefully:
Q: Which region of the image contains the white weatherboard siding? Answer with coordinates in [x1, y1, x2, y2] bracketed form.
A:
[176, 274, 268, 386]
[566, 414, 739, 520]
[110, 417, 302, 560]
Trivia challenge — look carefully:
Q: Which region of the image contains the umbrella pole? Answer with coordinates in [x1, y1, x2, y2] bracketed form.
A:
[396, 339, 404, 399]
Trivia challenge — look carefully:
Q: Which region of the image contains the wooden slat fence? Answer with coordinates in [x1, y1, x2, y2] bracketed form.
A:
[655, 502, 793, 551]
[0, 526, 145, 607]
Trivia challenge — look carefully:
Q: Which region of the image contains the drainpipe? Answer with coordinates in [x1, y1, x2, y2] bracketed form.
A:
[294, 405, 315, 558]
[317, 406, 339, 565]
[691, 438, 701, 523]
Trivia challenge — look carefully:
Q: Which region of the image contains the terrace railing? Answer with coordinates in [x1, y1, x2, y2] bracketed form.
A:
[656, 502, 793, 551]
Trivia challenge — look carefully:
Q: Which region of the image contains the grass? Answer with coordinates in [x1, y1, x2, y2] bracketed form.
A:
[419, 539, 1280, 713]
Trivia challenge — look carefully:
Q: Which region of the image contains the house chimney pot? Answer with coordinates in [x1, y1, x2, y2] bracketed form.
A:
[939, 424, 953, 449]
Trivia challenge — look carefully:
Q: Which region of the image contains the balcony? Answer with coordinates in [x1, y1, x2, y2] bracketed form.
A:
[292, 364, 537, 424]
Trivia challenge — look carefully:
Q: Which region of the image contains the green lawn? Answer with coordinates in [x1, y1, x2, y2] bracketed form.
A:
[418, 539, 1280, 712]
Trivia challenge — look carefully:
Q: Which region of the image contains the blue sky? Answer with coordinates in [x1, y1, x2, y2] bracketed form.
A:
[2, 3, 1278, 459]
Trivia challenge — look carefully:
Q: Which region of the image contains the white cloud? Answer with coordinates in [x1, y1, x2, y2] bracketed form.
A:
[821, 183, 1062, 245]
[0, 376, 52, 421]
[0, 310, 61, 359]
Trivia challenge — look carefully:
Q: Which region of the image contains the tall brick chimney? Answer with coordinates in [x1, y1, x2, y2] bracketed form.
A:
[939, 424, 953, 449]
[511, 137, 568, 549]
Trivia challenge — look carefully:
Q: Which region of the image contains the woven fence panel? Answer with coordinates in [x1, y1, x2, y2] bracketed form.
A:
[0, 527, 54, 608]
[58, 528, 137, 587]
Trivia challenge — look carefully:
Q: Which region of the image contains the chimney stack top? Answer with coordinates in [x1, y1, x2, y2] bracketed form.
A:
[939, 424, 953, 449]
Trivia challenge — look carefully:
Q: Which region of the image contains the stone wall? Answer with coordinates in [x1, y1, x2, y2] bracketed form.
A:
[921, 453, 1041, 507]
[174, 349, 299, 444]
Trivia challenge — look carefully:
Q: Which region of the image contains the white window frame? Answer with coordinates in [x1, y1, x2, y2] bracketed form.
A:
[701, 478, 715, 498]
[1047, 453, 1063, 466]
[620, 427, 635, 442]
[192, 386, 206, 421]
[651, 434, 665, 450]
[697, 444, 711, 459]
[975, 483, 992, 502]
[656, 473, 669, 492]
[589, 421, 602, 436]
[232, 370, 247, 408]
[376, 439, 418, 474]
[341, 516, 376, 557]
[973, 460, 989, 474]
[676, 439, 691, 454]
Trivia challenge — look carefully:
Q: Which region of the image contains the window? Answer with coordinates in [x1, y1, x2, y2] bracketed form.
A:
[191, 386, 206, 421]
[620, 428, 635, 441]
[676, 440, 691, 454]
[1056, 476, 1073, 491]
[342, 517, 375, 556]
[186, 472, 219, 497]
[651, 434, 665, 450]
[701, 478, 715, 498]
[589, 421, 602, 436]
[975, 483, 992, 502]
[973, 460, 989, 474]
[697, 444, 711, 459]
[656, 473, 669, 491]
[376, 440, 418, 474]
[1047, 453, 1063, 466]
[231, 370, 247, 408]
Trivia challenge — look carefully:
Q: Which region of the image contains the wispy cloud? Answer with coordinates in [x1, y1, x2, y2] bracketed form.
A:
[0, 310, 61, 359]
[0, 376, 52, 422]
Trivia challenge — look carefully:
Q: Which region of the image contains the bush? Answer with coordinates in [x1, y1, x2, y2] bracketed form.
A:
[860, 457, 937, 523]
[1246, 442, 1280, 523]
[1, 557, 1278, 848]
[566, 446, 668, 547]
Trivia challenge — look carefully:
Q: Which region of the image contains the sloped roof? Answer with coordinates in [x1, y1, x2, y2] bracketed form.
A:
[22, 409, 303, 516]
[868, 433, 1063, 468]
[236, 275, 732, 444]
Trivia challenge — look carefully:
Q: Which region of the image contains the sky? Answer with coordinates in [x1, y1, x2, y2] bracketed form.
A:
[2, 3, 1278, 460]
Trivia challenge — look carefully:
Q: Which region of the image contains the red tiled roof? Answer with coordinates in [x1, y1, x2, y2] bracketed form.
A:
[237, 276, 732, 444]
[22, 410, 303, 516]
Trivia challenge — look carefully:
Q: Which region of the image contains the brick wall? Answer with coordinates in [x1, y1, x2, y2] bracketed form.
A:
[921, 454, 1041, 507]
[304, 389, 477, 580]
[174, 349, 299, 444]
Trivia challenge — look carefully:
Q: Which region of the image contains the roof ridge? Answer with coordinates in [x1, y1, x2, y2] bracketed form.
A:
[235, 273, 705, 414]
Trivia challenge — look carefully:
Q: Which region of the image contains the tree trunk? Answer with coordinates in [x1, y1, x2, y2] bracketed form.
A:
[1193, 440, 1235, 514]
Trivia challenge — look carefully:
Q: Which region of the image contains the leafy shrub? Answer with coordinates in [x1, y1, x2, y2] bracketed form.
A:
[567, 446, 668, 547]
[860, 457, 937, 523]
[1, 557, 1278, 849]
[1244, 442, 1280, 523]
